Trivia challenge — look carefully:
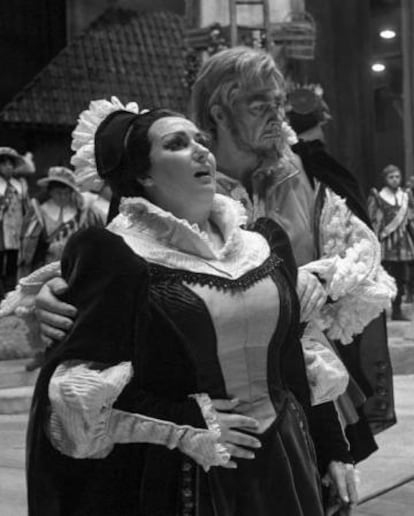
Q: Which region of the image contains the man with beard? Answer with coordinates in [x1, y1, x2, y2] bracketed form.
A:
[193, 51, 325, 274]
[191, 46, 395, 509]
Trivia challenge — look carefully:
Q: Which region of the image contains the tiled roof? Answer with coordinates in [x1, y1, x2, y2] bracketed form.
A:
[0, 9, 189, 129]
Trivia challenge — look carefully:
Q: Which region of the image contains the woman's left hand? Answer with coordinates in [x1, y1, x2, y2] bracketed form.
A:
[323, 461, 359, 515]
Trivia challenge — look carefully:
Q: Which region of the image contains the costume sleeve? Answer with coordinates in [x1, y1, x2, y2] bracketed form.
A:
[308, 402, 353, 474]
[303, 326, 353, 471]
[302, 322, 349, 406]
[46, 360, 229, 470]
[304, 189, 396, 344]
[45, 227, 229, 469]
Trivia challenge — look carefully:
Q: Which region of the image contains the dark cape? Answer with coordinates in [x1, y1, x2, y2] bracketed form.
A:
[292, 139, 397, 460]
[292, 139, 371, 228]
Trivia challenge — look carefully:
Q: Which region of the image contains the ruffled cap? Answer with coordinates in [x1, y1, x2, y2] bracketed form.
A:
[70, 97, 140, 191]
[94, 110, 139, 179]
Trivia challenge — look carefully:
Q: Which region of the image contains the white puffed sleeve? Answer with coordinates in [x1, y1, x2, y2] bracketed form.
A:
[46, 360, 230, 471]
[301, 322, 349, 406]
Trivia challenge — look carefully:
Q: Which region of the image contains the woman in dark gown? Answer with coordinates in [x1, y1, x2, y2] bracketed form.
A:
[26, 99, 351, 515]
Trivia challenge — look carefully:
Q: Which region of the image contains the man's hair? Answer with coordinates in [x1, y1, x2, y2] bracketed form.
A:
[191, 46, 285, 140]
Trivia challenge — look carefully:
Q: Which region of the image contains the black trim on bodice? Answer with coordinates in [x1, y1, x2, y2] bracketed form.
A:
[149, 253, 282, 292]
[149, 218, 294, 293]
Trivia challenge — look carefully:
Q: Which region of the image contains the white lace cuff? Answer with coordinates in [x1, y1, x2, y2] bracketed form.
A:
[189, 393, 231, 469]
[47, 361, 230, 471]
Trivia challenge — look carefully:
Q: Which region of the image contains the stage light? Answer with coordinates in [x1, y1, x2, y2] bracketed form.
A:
[379, 29, 396, 40]
[372, 63, 386, 73]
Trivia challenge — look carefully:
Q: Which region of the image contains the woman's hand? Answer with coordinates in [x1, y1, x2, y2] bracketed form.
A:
[297, 268, 327, 322]
[212, 399, 261, 468]
[323, 461, 359, 515]
[35, 277, 77, 346]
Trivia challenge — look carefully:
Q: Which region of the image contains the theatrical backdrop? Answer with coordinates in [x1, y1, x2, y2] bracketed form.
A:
[0, 0, 408, 193]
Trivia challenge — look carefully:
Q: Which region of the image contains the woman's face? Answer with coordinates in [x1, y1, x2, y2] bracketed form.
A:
[146, 117, 216, 210]
[49, 184, 74, 207]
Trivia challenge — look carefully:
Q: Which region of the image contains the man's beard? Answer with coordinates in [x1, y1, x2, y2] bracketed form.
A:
[227, 115, 284, 162]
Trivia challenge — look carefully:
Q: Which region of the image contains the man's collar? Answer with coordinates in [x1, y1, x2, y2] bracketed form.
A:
[215, 152, 301, 193]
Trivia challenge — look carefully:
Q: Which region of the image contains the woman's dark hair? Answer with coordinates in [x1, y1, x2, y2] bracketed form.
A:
[95, 108, 185, 198]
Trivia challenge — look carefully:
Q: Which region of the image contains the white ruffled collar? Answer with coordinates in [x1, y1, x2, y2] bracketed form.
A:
[379, 186, 406, 206]
[109, 194, 248, 261]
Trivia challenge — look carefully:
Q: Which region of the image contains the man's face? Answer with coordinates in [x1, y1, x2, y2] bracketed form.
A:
[226, 81, 285, 160]
[385, 170, 401, 190]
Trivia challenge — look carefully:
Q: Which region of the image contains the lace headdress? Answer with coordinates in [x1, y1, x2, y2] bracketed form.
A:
[70, 96, 144, 191]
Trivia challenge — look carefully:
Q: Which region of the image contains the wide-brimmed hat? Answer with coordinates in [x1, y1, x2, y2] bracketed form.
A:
[0, 147, 36, 175]
[0, 147, 26, 167]
[37, 166, 79, 192]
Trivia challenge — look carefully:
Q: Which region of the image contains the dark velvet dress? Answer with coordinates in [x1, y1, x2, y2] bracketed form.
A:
[26, 196, 337, 516]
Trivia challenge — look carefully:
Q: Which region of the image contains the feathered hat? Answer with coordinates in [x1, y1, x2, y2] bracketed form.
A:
[285, 83, 331, 135]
